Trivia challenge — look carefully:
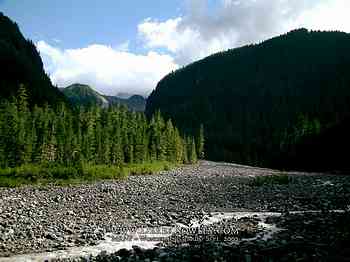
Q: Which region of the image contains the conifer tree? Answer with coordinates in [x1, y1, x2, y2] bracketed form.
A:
[190, 138, 198, 164]
[0, 101, 18, 167]
[0, 86, 200, 172]
[196, 124, 205, 159]
[16, 85, 30, 164]
[84, 110, 97, 162]
[174, 127, 184, 163]
[165, 119, 175, 162]
[3, 101, 19, 167]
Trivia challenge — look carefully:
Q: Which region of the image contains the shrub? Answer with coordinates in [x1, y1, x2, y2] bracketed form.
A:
[252, 173, 290, 186]
[0, 161, 176, 187]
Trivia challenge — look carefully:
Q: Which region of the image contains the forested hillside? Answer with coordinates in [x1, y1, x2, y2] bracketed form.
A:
[0, 12, 66, 107]
[0, 86, 201, 171]
[146, 29, 350, 171]
[275, 115, 350, 172]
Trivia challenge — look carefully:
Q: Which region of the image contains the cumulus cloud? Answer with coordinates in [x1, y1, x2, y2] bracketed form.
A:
[138, 17, 228, 65]
[138, 0, 350, 64]
[37, 41, 178, 96]
[292, 0, 350, 32]
[38, 0, 350, 96]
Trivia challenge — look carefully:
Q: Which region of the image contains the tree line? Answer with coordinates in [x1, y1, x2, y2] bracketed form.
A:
[0, 86, 204, 170]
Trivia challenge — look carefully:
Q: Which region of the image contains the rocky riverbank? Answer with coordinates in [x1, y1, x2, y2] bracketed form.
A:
[0, 161, 350, 261]
[82, 209, 350, 262]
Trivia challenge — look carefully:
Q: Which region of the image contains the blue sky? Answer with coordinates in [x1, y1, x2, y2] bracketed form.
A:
[1, 0, 349, 96]
[0, 0, 182, 47]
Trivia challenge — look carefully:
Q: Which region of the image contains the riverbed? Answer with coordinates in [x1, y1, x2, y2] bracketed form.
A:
[0, 161, 349, 261]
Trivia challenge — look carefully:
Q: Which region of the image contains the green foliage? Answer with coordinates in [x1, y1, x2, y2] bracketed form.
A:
[146, 29, 350, 169]
[196, 124, 205, 159]
[0, 162, 174, 187]
[0, 86, 200, 186]
[189, 138, 198, 164]
[280, 113, 323, 152]
[252, 173, 290, 187]
[0, 100, 19, 167]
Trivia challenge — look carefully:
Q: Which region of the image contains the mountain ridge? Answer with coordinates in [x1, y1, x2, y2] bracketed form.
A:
[61, 83, 146, 111]
[146, 28, 350, 171]
[0, 12, 67, 107]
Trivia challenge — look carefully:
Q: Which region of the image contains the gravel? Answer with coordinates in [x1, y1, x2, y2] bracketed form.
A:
[0, 161, 350, 261]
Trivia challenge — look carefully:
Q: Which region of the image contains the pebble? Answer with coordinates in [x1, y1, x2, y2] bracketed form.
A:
[0, 161, 349, 261]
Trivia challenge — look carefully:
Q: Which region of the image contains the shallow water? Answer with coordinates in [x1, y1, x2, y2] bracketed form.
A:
[0, 211, 285, 262]
[5, 209, 347, 261]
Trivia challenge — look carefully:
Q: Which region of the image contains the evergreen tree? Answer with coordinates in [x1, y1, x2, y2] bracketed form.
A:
[165, 119, 176, 162]
[189, 138, 198, 164]
[84, 110, 97, 162]
[2, 101, 19, 167]
[174, 128, 184, 164]
[0, 101, 17, 167]
[16, 84, 30, 164]
[0, 87, 198, 173]
[196, 124, 205, 159]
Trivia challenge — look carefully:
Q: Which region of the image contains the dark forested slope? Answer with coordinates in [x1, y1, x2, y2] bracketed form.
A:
[146, 29, 350, 170]
[275, 115, 350, 172]
[0, 12, 66, 106]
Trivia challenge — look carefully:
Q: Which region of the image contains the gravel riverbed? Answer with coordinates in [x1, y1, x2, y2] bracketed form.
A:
[0, 161, 350, 261]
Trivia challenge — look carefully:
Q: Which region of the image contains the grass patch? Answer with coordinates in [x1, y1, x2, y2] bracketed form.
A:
[0, 161, 175, 188]
[252, 173, 290, 186]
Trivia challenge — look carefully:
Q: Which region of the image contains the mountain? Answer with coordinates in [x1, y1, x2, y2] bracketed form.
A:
[146, 29, 350, 171]
[105, 94, 146, 112]
[61, 83, 146, 111]
[116, 92, 133, 99]
[61, 84, 109, 107]
[0, 12, 66, 106]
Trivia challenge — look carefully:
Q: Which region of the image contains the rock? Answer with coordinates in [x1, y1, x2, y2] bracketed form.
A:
[117, 248, 131, 257]
[45, 233, 57, 241]
[159, 251, 168, 258]
[132, 245, 144, 254]
[0, 161, 350, 260]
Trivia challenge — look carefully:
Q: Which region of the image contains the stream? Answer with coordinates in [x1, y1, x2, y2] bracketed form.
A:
[0, 211, 284, 262]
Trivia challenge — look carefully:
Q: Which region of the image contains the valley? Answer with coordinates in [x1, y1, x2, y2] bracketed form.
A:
[1, 5, 350, 261]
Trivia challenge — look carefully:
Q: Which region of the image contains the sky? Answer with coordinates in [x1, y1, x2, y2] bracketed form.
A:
[1, 0, 350, 97]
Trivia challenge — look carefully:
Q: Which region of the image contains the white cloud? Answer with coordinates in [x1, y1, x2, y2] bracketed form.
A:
[37, 41, 178, 96]
[138, 17, 228, 65]
[138, 0, 350, 64]
[291, 0, 350, 33]
[38, 0, 350, 96]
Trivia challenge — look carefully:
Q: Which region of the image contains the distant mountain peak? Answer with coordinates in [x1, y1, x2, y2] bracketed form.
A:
[66, 83, 90, 89]
[129, 94, 146, 100]
[116, 92, 133, 99]
[61, 84, 108, 107]
[61, 83, 146, 111]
